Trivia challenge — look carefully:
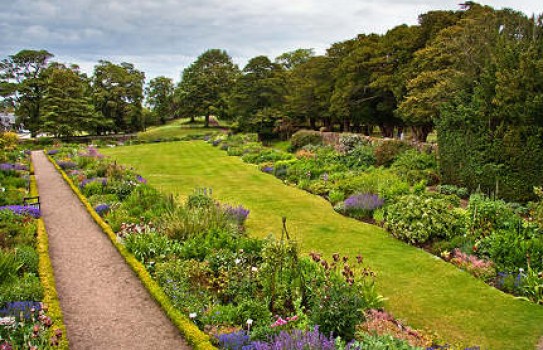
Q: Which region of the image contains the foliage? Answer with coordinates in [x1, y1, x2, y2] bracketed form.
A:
[0, 49, 53, 137]
[0, 132, 18, 151]
[465, 194, 521, 240]
[385, 194, 465, 245]
[391, 149, 439, 185]
[123, 231, 182, 265]
[176, 49, 239, 127]
[304, 253, 384, 339]
[442, 249, 495, 282]
[436, 185, 469, 199]
[337, 193, 384, 220]
[0, 302, 62, 350]
[290, 130, 323, 151]
[373, 140, 412, 167]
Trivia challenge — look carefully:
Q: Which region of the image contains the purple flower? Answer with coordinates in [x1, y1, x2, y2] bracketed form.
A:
[217, 331, 251, 350]
[79, 177, 107, 189]
[262, 166, 274, 174]
[0, 163, 28, 171]
[136, 175, 147, 184]
[249, 327, 336, 350]
[224, 204, 250, 225]
[94, 204, 110, 217]
[0, 205, 41, 218]
[0, 301, 42, 320]
[57, 161, 77, 170]
[47, 149, 60, 155]
[344, 193, 384, 211]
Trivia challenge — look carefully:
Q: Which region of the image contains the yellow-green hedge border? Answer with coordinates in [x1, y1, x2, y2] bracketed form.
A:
[30, 169, 69, 349]
[46, 152, 216, 350]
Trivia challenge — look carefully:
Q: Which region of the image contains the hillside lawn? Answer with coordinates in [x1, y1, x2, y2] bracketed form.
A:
[102, 141, 543, 350]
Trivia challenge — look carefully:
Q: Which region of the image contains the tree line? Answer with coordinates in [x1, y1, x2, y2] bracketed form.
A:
[1, 3, 541, 143]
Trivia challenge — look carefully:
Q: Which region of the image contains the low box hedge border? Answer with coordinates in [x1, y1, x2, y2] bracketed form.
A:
[46, 152, 216, 350]
[30, 168, 69, 350]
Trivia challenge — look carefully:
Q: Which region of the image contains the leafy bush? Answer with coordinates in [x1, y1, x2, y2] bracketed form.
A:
[123, 232, 182, 264]
[0, 273, 43, 303]
[290, 130, 323, 151]
[385, 195, 466, 245]
[341, 145, 376, 169]
[15, 245, 39, 275]
[391, 149, 439, 185]
[465, 194, 521, 240]
[374, 140, 413, 167]
[350, 333, 424, 350]
[338, 193, 384, 220]
[0, 250, 22, 284]
[437, 184, 469, 199]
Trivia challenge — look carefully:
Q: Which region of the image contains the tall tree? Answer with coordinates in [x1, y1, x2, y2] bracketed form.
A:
[0, 49, 53, 137]
[41, 63, 105, 137]
[146, 76, 174, 125]
[92, 61, 145, 133]
[176, 49, 239, 127]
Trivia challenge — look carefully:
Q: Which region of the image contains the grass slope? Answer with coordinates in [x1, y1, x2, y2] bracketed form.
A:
[102, 141, 543, 350]
[137, 118, 225, 141]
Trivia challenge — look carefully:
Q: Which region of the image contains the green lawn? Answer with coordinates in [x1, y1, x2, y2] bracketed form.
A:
[138, 118, 225, 141]
[102, 141, 543, 350]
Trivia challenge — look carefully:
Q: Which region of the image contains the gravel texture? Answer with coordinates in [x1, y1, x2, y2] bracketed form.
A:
[32, 151, 191, 350]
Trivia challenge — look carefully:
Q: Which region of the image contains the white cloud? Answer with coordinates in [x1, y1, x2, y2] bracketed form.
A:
[1, 0, 541, 81]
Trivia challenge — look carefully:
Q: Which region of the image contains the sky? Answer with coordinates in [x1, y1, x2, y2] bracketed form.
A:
[1, 0, 540, 82]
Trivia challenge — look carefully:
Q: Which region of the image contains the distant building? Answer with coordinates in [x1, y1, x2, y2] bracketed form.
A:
[0, 112, 16, 132]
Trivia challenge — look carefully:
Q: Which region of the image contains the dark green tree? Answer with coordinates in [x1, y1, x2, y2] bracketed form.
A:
[176, 49, 239, 127]
[230, 55, 285, 135]
[42, 63, 106, 137]
[92, 61, 145, 133]
[146, 76, 174, 125]
[0, 49, 53, 137]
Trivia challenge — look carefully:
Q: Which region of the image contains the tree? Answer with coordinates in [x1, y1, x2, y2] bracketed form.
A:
[92, 61, 145, 133]
[41, 63, 105, 137]
[146, 76, 174, 125]
[176, 49, 239, 127]
[275, 49, 315, 70]
[229, 55, 285, 134]
[0, 49, 53, 137]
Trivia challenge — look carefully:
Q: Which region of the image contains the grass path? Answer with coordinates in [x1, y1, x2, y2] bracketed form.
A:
[103, 141, 543, 350]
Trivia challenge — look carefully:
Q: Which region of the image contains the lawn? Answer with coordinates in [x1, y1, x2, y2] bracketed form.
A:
[137, 117, 226, 141]
[102, 141, 543, 350]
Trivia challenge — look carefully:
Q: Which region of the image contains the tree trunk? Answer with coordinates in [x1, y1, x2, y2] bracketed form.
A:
[204, 114, 209, 128]
[343, 118, 350, 133]
[309, 117, 316, 130]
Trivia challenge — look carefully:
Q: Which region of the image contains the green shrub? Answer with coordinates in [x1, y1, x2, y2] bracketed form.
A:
[241, 149, 294, 164]
[0, 273, 43, 303]
[328, 189, 345, 205]
[0, 250, 22, 284]
[124, 232, 182, 264]
[385, 194, 466, 245]
[290, 130, 323, 151]
[437, 184, 469, 199]
[392, 149, 439, 185]
[342, 145, 376, 169]
[15, 245, 39, 274]
[465, 194, 521, 240]
[374, 140, 413, 167]
[350, 333, 424, 350]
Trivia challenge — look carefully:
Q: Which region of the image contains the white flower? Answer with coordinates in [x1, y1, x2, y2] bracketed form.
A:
[189, 312, 197, 319]
[251, 267, 258, 273]
[247, 319, 253, 325]
[235, 258, 241, 264]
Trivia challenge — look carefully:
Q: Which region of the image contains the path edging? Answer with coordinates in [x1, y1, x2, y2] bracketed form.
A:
[46, 152, 216, 350]
[30, 165, 69, 349]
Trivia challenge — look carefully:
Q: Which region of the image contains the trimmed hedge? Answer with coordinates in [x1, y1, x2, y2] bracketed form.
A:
[47, 153, 216, 350]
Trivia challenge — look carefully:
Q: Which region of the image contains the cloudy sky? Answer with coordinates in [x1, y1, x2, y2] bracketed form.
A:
[1, 0, 540, 81]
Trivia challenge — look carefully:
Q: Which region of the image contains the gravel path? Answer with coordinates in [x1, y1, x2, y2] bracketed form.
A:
[32, 151, 190, 350]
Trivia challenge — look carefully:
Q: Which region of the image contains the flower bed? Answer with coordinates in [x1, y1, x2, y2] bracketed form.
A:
[47, 144, 467, 350]
[0, 144, 67, 349]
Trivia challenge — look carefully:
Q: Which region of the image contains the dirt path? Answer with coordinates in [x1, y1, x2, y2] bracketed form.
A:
[32, 151, 191, 350]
